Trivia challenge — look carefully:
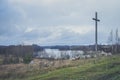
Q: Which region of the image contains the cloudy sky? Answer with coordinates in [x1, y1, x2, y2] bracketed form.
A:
[0, 0, 120, 46]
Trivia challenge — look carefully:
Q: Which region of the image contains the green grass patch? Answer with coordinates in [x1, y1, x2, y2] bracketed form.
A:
[0, 54, 120, 80]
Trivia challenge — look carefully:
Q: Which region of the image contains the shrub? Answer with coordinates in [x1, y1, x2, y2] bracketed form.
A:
[23, 54, 32, 64]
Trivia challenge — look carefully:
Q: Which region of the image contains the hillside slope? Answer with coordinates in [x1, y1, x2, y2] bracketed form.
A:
[0, 54, 120, 80]
[29, 55, 120, 80]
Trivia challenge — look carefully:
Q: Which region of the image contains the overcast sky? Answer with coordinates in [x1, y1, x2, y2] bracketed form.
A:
[0, 0, 120, 46]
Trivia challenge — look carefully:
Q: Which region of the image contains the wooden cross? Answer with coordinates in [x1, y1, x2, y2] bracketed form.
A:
[92, 12, 100, 52]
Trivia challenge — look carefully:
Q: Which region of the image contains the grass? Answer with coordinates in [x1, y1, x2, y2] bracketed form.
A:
[29, 55, 120, 80]
[0, 54, 120, 80]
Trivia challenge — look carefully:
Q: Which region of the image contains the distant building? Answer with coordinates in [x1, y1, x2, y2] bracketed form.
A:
[33, 48, 84, 59]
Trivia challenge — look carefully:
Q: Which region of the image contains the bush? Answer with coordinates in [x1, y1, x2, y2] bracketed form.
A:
[23, 55, 32, 64]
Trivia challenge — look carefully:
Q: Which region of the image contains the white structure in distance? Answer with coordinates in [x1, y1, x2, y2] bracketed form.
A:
[33, 49, 84, 60]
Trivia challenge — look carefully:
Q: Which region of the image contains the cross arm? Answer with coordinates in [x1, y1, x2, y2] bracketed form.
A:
[92, 18, 100, 22]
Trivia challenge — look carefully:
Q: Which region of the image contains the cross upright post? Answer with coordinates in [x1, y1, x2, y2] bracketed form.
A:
[92, 12, 100, 52]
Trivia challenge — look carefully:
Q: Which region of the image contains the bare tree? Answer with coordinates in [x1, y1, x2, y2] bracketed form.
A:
[115, 28, 119, 53]
[107, 30, 114, 53]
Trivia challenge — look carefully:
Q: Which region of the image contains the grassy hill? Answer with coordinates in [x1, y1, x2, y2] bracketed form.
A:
[0, 54, 120, 80]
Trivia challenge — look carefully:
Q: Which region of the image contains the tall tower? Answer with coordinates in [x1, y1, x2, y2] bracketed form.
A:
[92, 12, 100, 52]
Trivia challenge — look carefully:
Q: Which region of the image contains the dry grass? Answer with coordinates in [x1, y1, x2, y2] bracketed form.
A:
[0, 55, 118, 80]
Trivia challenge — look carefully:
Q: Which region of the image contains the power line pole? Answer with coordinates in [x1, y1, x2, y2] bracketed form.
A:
[93, 12, 100, 52]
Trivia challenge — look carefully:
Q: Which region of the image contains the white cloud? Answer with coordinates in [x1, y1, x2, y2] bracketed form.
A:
[65, 25, 93, 35]
[21, 25, 94, 45]
[25, 27, 35, 33]
[9, 0, 64, 6]
[0, 0, 120, 45]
